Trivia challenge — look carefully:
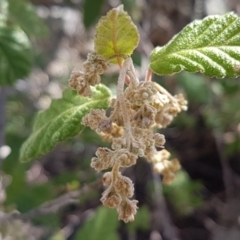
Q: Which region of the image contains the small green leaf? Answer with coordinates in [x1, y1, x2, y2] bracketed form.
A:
[150, 12, 240, 78]
[83, 0, 105, 29]
[0, 26, 32, 85]
[20, 85, 111, 162]
[94, 5, 139, 63]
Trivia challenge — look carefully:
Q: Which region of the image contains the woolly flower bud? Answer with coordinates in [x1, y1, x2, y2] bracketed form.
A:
[102, 172, 112, 186]
[115, 176, 134, 198]
[99, 124, 123, 142]
[154, 133, 166, 147]
[82, 109, 107, 131]
[84, 53, 108, 75]
[155, 107, 174, 128]
[101, 187, 121, 208]
[112, 137, 127, 150]
[86, 73, 101, 86]
[162, 171, 175, 185]
[168, 159, 181, 172]
[134, 105, 156, 128]
[90, 157, 105, 172]
[69, 70, 92, 96]
[150, 150, 181, 185]
[116, 150, 137, 167]
[98, 119, 112, 134]
[125, 82, 157, 107]
[90, 147, 114, 171]
[175, 93, 188, 111]
[118, 199, 138, 223]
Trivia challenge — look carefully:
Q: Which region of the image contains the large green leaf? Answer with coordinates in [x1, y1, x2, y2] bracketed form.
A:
[94, 5, 139, 63]
[20, 85, 111, 162]
[0, 26, 32, 85]
[150, 12, 240, 78]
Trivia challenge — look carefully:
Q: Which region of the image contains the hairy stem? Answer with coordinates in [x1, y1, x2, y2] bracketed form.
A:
[117, 57, 135, 148]
[153, 82, 178, 103]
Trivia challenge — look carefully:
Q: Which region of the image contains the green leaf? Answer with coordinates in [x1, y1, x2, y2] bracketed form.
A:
[94, 5, 139, 63]
[0, 0, 8, 25]
[0, 26, 32, 85]
[20, 84, 111, 162]
[75, 206, 120, 240]
[83, 0, 105, 29]
[163, 170, 203, 215]
[150, 12, 240, 78]
[8, 0, 48, 37]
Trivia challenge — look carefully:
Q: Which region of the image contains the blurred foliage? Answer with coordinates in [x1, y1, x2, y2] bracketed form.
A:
[83, 0, 105, 29]
[1, 0, 240, 240]
[0, 26, 33, 85]
[163, 170, 203, 215]
[9, 0, 47, 37]
[127, 205, 150, 232]
[75, 206, 120, 240]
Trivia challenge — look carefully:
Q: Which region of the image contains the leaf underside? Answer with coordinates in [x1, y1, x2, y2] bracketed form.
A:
[0, 26, 32, 85]
[94, 5, 139, 63]
[150, 12, 240, 78]
[20, 85, 111, 162]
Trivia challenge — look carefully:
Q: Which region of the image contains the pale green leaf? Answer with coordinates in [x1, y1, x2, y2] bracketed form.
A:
[20, 85, 111, 162]
[150, 12, 240, 78]
[0, 26, 32, 85]
[94, 5, 139, 63]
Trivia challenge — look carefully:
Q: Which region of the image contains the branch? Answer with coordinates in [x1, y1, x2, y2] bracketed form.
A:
[151, 171, 181, 240]
[0, 87, 7, 165]
[0, 180, 102, 223]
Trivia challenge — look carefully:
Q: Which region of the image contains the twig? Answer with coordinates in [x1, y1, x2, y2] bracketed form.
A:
[0, 180, 102, 223]
[0, 87, 7, 166]
[152, 171, 181, 240]
[213, 129, 235, 200]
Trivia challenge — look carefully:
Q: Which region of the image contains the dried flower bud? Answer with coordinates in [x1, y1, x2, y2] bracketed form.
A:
[102, 172, 112, 186]
[162, 171, 175, 185]
[101, 187, 121, 208]
[84, 53, 108, 75]
[118, 199, 138, 223]
[168, 159, 181, 172]
[115, 176, 134, 198]
[90, 157, 104, 172]
[98, 119, 112, 134]
[82, 109, 107, 131]
[116, 150, 137, 167]
[154, 133, 166, 147]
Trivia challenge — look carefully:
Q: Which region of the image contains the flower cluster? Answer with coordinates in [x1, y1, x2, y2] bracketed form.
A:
[69, 56, 187, 222]
[69, 53, 108, 96]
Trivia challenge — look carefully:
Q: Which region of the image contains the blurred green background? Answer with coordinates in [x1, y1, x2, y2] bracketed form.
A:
[1, 0, 240, 240]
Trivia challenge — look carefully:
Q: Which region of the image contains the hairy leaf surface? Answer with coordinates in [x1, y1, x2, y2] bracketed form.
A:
[0, 26, 32, 85]
[94, 5, 139, 63]
[20, 85, 111, 162]
[150, 13, 240, 78]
